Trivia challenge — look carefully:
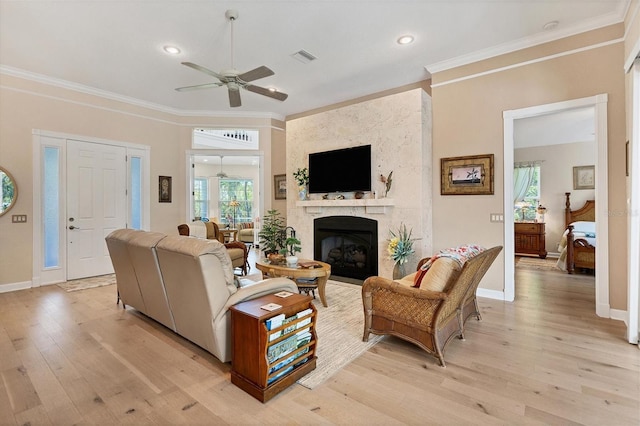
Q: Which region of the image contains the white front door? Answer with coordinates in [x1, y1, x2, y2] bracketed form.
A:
[67, 140, 126, 279]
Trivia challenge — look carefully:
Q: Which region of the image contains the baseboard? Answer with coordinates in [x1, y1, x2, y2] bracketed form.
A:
[0, 280, 32, 294]
[476, 288, 506, 301]
[609, 308, 627, 324]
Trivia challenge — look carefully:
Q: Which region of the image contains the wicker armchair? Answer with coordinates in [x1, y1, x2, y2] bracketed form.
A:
[362, 246, 502, 367]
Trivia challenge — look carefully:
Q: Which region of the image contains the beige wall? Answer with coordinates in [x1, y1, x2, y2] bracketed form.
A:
[432, 24, 628, 308]
[514, 142, 596, 254]
[0, 74, 277, 287]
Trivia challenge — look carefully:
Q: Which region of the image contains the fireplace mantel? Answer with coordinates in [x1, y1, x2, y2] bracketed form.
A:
[296, 198, 394, 214]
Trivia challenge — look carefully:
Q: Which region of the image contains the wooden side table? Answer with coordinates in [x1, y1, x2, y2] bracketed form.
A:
[255, 259, 331, 307]
[219, 228, 238, 243]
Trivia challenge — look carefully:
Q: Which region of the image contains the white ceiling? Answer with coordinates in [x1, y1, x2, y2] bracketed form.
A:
[0, 1, 629, 119]
[514, 107, 595, 149]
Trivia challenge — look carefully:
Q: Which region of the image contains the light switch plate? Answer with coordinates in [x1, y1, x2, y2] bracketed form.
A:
[12, 214, 27, 223]
[490, 213, 504, 223]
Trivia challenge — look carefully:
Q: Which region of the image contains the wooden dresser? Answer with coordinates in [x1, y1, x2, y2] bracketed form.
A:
[514, 222, 547, 259]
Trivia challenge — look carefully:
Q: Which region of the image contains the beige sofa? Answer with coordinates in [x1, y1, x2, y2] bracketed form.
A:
[106, 229, 297, 363]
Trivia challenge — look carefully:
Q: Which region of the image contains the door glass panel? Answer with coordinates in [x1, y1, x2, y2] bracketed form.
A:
[130, 156, 142, 229]
[43, 147, 60, 268]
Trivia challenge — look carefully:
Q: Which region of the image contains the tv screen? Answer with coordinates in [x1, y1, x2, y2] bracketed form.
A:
[308, 145, 372, 194]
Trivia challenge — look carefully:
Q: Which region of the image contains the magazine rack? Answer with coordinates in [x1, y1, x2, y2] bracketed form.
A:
[230, 292, 317, 402]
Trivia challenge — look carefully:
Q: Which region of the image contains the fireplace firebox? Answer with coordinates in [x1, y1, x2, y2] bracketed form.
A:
[314, 216, 378, 281]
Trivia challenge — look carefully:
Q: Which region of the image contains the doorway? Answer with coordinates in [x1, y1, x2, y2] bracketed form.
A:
[503, 95, 610, 317]
[32, 130, 150, 286]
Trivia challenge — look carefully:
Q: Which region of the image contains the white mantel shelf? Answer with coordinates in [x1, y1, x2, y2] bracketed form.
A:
[296, 198, 394, 214]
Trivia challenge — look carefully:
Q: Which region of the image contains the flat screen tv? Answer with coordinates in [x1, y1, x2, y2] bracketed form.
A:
[308, 145, 372, 194]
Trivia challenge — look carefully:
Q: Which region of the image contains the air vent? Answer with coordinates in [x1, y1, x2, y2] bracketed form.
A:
[291, 49, 317, 64]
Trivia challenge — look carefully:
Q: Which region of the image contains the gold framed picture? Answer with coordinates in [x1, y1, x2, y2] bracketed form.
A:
[441, 154, 494, 195]
[573, 165, 595, 190]
[159, 176, 172, 203]
[274, 174, 287, 200]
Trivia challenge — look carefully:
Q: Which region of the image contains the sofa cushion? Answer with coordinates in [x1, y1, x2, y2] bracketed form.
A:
[413, 257, 461, 291]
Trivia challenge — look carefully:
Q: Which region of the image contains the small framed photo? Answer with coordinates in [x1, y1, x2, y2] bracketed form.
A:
[159, 176, 172, 203]
[441, 154, 494, 195]
[573, 165, 595, 190]
[274, 174, 287, 200]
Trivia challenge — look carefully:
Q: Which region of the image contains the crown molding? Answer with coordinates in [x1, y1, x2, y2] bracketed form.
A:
[425, 7, 628, 75]
[0, 65, 284, 121]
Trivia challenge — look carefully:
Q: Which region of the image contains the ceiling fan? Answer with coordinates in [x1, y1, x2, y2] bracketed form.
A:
[175, 9, 288, 108]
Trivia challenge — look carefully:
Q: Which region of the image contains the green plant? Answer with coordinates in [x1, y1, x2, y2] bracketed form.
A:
[280, 236, 302, 256]
[387, 223, 414, 265]
[293, 167, 309, 187]
[258, 209, 286, 254]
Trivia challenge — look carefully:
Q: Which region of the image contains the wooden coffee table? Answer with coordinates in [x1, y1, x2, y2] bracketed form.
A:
[255, 259, 332, 307]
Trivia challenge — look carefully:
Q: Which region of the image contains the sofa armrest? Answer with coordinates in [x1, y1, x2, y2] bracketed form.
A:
[223, 277, 299, 311]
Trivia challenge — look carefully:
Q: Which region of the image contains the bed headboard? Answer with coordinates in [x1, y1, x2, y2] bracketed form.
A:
[565, 192, 596, 228]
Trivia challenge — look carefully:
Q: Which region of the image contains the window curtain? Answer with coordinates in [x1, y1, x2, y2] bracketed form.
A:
[513, 161, 540, 204]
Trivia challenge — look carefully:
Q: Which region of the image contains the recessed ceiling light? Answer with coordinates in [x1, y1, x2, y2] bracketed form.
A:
[543, 21, 559, 31]
[268, 87, 277, 92]
[397, 35, 414, 45]
[163, 45, 181, 55]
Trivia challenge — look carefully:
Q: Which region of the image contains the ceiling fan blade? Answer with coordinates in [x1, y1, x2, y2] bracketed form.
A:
[245, 84, 288, 101]
[228, 88, 242, 107]
[181, 62, 224, 80]
[175, 82, 223, 92]
[237, 66, 274, 83]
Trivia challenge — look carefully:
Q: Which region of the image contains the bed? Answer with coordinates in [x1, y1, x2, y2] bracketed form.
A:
[557, 192, 596, 274]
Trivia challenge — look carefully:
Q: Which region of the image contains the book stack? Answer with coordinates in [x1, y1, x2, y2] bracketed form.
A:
[265, 307, 314, 384]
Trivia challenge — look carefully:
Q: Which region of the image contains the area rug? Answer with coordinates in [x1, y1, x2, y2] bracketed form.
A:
[57, 274, 116, 292]
[515, 256, 561, 272]
[297, 280, 383, 389]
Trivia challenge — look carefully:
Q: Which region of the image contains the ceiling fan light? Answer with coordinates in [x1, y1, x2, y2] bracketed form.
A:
[163, 45, 181, 55]
[397, 35, 414, 45]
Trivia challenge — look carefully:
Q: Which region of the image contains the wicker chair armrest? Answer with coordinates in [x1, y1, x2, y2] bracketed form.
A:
[362, 276, 447, 329]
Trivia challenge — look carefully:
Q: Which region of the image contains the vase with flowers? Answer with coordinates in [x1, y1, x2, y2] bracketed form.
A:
[293, 167, 309, 200]
[387, 223, 415, 279]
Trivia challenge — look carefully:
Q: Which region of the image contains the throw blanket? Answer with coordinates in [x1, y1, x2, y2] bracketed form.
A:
[413, 244, 486, 288]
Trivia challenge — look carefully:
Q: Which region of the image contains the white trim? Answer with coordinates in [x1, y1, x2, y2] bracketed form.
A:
[426, 6, 627, 75]
[0, 281, 33, 294]
[0, 65, 284, 121]
[624, 38, 640, 72]
[503, 95, 610, 317]
[430, 39, 623, 88]
[628, 59, 640, 344]
[610, 308, 629, 325]
[476, 288, 506, 301]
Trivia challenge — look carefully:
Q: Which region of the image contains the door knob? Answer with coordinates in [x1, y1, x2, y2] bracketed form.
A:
[68, 225, 79, 230]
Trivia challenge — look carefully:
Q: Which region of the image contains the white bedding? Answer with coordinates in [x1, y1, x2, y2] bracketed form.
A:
[556, 221, 596, 271]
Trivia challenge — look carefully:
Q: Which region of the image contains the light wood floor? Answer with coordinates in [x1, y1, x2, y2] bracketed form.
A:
[1, 253, 638, 425]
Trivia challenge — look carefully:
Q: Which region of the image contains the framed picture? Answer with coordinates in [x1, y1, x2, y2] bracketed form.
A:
[159, 176, 172, 202]
[274, 174, 287, 200]
[573, 165, 595, 190]
[441, 154, 494, 195]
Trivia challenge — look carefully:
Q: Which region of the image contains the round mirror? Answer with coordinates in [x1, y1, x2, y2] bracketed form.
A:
[0, 167, 18, 217]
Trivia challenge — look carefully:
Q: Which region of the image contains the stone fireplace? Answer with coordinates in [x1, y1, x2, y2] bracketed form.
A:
[314, 216, 378, 280]
[285, 88, 433, 279]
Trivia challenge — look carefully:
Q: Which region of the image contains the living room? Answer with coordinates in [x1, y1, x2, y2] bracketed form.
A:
[0, 1, 639, 423]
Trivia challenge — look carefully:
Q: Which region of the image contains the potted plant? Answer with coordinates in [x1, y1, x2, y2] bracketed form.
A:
[258, 209, 286, 263]
[281, 236, 302, 267]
